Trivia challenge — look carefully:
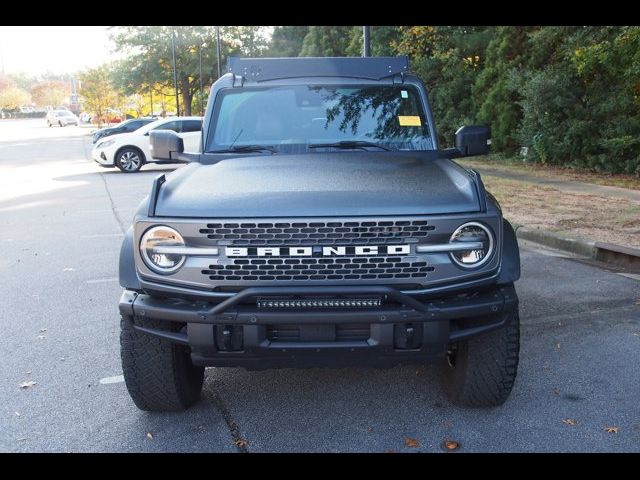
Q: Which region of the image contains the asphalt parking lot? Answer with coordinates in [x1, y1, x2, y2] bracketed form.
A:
[1, 119, 639, 452]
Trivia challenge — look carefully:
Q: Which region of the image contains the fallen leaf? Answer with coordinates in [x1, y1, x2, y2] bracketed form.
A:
[146, 432, 153, 439]
[444, 440, 460, 451]
[367, 426, 373, 433]
[15, 412, 21, 417]
[562, 419, 577, 426]
[234, 439, 248, 448]
[415, 367, 424, 376]
[19, 381, 36, 389]
[604, 426, 619, 434]
[39, 328, 47, 333]
[404, 437, 420, 448]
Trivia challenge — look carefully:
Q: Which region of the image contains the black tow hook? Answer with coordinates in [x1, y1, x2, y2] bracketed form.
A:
[216, 325, 244, 351]
[394, 323, 423, 350]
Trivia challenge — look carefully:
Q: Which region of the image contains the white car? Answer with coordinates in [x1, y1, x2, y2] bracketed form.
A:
[46, 109, 79, 127]
[92, 116, 202, 173]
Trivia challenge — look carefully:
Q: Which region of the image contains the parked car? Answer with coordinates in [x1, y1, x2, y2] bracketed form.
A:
[92, 117, 156, 144]
[91, 116, 202, 172]
[46, 110, 79, 127]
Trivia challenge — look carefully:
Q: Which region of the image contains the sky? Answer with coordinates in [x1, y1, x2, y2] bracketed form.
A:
[0, 26, 116, 76]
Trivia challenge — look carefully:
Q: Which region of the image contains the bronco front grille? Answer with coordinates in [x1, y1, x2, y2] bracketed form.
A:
[199, 220, 435, 246]
[202, 256, 434, 282]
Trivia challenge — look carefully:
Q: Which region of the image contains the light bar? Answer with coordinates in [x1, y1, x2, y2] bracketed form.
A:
[257, 299, 382, 309]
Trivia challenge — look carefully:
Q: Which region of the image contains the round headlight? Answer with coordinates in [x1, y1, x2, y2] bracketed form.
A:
[449, 222, 494, 268]
[140, 226, 186, 274]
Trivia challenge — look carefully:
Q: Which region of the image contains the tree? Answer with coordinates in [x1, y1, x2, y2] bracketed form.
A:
[472, 26, 536, 152]
[8, 72, 37, 92]
[268, 26, 309, 57]
[111, 26, 270, 116]
[394, 26, 492, 146]
[79, 65, 117, 127]
[0, 74, 16, 93]
[299, 26, 354, 57]
[31, 80, 70, 107]
[345, 26, 402, 57]
[0, 86, 31, 110]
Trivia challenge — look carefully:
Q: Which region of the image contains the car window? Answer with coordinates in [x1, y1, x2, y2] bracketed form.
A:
[182, 120, 202, 133]
[124, 121, 142, 132]
[153, 120, 181, 133]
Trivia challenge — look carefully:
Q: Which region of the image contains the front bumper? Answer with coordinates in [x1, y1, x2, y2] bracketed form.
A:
[119, 284, 518, 369]
[92, 146, 115, 167]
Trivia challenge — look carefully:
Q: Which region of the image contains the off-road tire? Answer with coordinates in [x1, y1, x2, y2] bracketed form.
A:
[120, 315, 204, 411]
[441, 308, 520, 407]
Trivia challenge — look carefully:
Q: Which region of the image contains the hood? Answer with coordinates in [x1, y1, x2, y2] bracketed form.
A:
[95, 131, 132, 145]
[154, 152, 480, 218]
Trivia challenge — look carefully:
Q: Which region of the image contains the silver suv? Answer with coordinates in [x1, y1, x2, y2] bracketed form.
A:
[46, 109, 79, 127]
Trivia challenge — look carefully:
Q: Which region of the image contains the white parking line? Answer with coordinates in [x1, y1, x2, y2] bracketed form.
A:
[86, 277, 119, 284]
[99, 375, 124, 385]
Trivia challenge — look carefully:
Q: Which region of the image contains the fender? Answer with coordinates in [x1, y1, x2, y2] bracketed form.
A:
[119, 226, 142, 291]
[498, 218, 521, 284]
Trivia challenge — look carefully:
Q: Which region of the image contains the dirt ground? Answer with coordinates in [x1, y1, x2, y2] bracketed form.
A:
[481, 176, 640, 249]
[461, 156, 640, 190]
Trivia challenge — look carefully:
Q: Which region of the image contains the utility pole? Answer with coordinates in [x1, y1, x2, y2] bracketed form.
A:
[216, 26, 222, 79]
[171, 27, 180, 116]
[363, 26, 371, 57]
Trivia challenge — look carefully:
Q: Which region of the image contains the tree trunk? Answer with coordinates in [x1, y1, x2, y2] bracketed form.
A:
[181, 77, 192, 116]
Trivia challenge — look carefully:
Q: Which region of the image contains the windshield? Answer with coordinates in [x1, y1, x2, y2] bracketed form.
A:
[57, 111, 73, 117]
[206, 85, 434, 153]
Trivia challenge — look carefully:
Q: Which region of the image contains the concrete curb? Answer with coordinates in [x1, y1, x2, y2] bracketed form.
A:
[513, 224, 640, 272]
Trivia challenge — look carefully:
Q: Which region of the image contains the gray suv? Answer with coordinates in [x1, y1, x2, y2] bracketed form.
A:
[118, 57, 521, 411]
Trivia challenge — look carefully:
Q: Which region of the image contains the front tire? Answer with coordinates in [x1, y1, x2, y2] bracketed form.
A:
[59, 121, 63, 127]
[115, 147, 144, 173]
[441, 307, 520, 407]
[120, 315, 204, 412]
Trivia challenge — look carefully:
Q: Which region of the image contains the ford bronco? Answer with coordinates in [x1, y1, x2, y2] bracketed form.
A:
[118, 56, 521, 411]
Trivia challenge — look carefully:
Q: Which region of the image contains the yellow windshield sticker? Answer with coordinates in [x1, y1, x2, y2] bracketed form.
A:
[398, 116, 422, 127]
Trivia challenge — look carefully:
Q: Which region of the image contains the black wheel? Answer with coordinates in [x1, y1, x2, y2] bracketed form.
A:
[59, 121, 63, 127]
[441, 307, 520, 407]
[115, 147, 144, 173]
[120, 315, 204, 412]
[48, 121, 52, 127]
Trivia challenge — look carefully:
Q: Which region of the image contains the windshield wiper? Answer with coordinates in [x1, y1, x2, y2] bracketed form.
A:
[308, 141, 391, 151]
[207, 145, 278, 154]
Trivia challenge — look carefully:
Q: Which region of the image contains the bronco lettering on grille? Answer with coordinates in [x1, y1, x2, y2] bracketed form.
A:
[226, 245, 411, 257]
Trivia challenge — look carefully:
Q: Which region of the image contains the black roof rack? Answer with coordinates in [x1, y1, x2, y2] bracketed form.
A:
[227, 56, 409, 82]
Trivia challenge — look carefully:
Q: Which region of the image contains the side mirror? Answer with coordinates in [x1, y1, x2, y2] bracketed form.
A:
[149, 130, 184, 161]
[454, 125, 491, 157]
